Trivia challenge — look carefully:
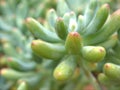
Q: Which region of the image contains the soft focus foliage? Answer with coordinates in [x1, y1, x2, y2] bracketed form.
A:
[0, 0, 120, 90]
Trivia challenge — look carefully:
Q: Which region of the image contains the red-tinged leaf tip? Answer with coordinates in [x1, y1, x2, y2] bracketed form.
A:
[31, 41, 37, 46]
[105, 63, 111, 69]
[65, 32, 82, 54]
[104, 3, 110, 9]
[31, 40, 43, 46]
[99, 48, 104, 52]
[31, 42, 35, 46]
[71, 32, 79, 37]
[69, 32, 82, 40]
[57, 17, 63, 21]
[25, 17, 32, 23]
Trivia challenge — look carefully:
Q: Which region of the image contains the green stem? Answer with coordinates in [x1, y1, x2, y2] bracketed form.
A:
[77, 56, 102, 90]
[83, 67, 101, 90]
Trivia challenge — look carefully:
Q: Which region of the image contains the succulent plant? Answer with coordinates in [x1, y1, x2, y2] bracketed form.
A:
[25, 0, 120, 90]
[0, 0, 56, 90]
[0, 0, 120, 90]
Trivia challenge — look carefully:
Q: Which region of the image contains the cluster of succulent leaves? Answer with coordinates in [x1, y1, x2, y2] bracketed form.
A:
[0, 0, 56, 90]
[0, 0, 120, 90]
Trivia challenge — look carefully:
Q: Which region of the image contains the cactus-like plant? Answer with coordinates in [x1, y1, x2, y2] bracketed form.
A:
[25, 0, 120, 90]
[0, 0, 120, 90]
[0, 0, 57, 90]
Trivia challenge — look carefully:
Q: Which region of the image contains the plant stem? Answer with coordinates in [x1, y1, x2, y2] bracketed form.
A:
[77, 56, 102, 90]
[83, 67, 101, 90]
